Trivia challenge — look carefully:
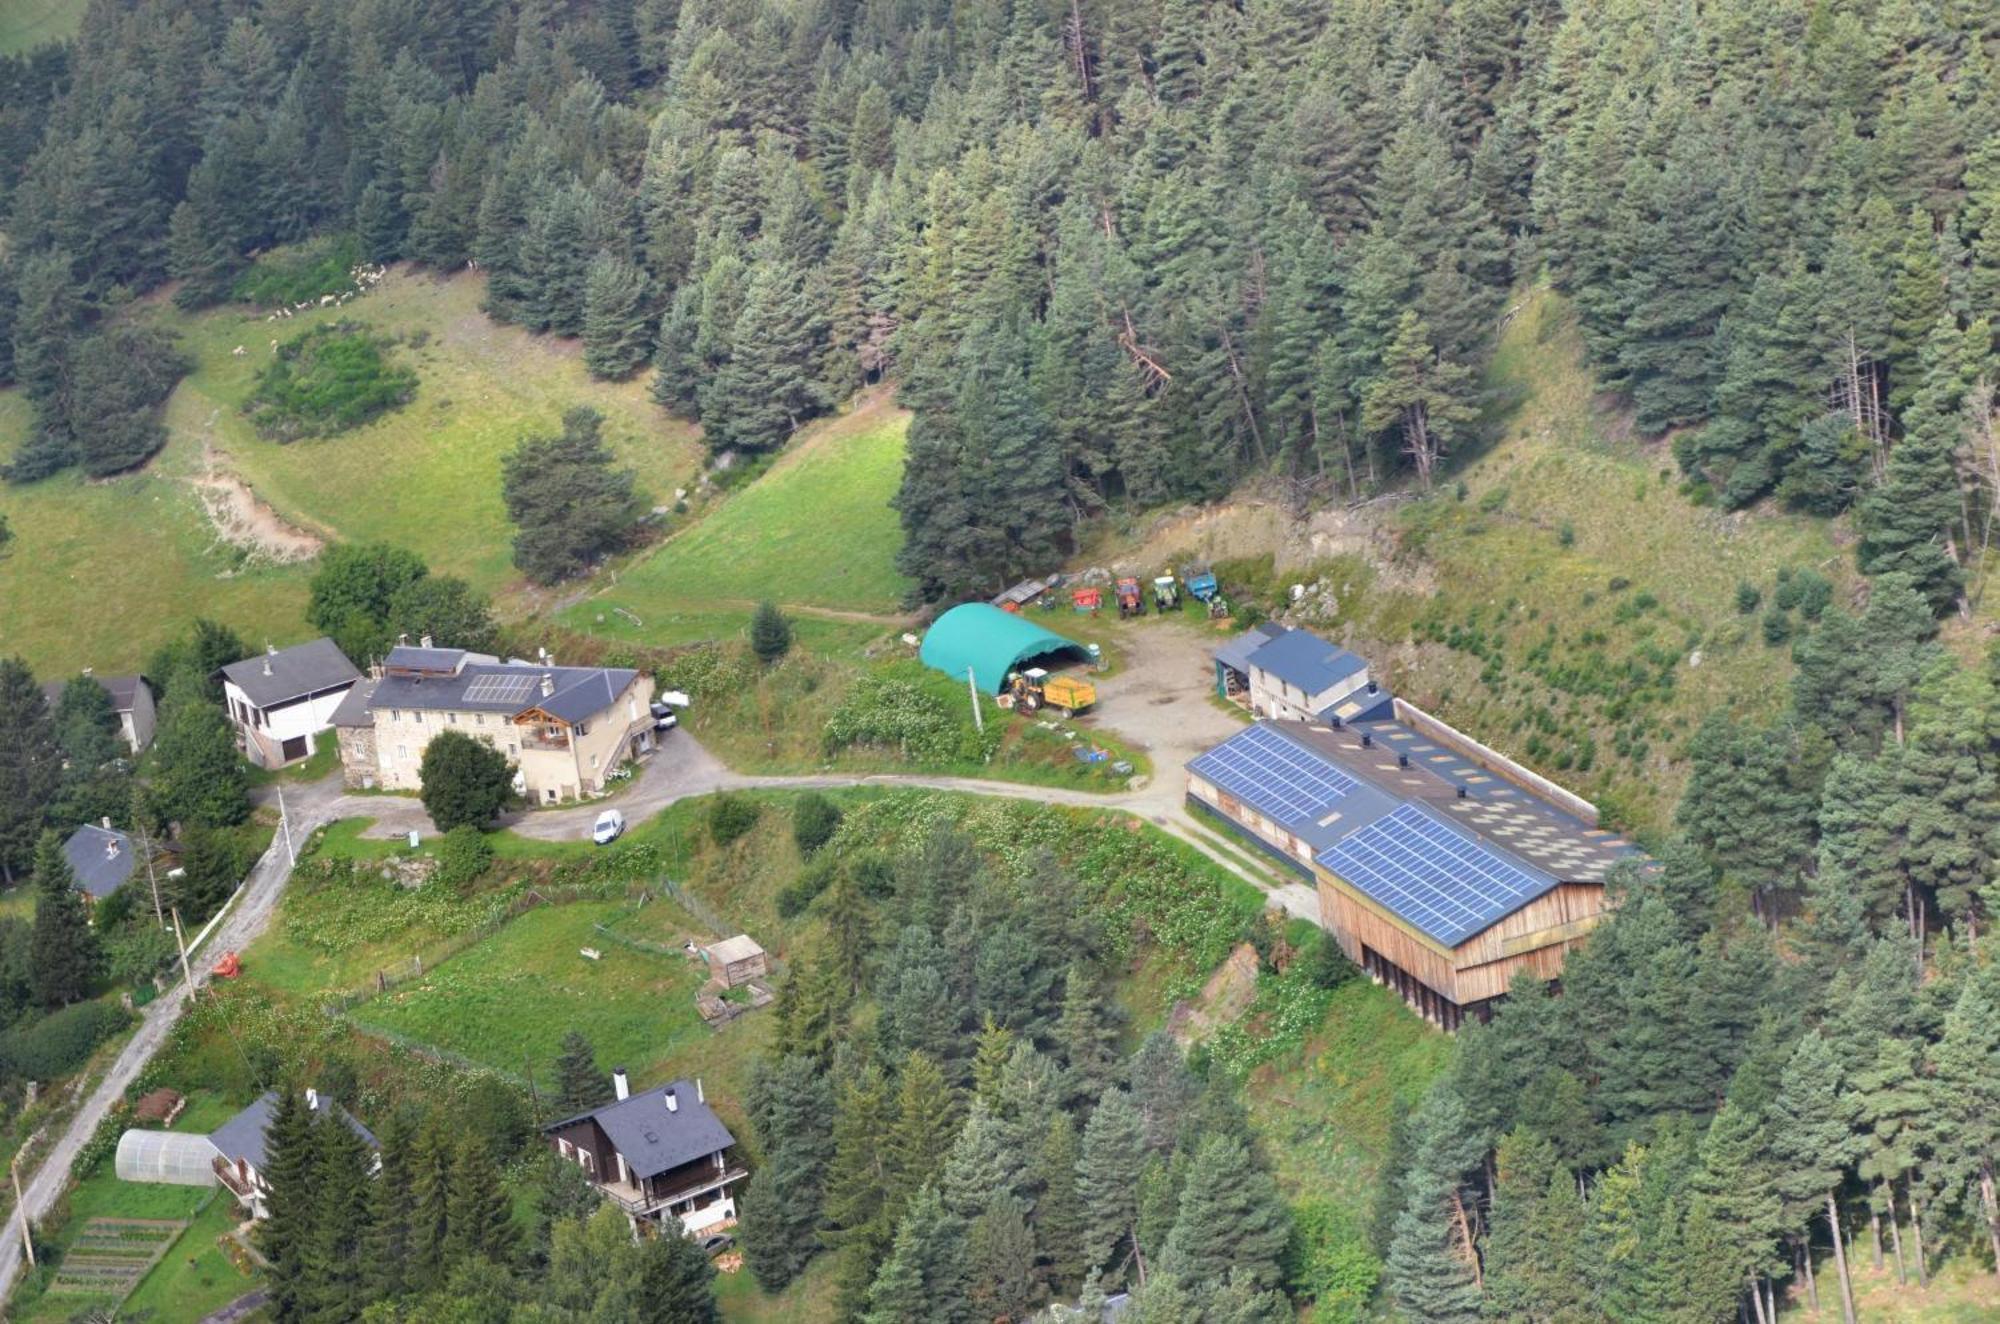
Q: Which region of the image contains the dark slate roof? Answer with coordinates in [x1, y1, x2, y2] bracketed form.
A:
[62, 824, 138, 899]
[218, 639, 361, 708]
[330, 678, 378, 729]
[365, 662, 638, 725]
[40, 674, 146, 714]
[544, 1080, 734, 1180]
[209, 1091, 379, 1170]
[1244, 628, 1369, 695]
[1213, 622, 1289, 673]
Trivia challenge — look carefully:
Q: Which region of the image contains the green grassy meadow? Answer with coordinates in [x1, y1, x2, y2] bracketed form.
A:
[11, 1174, 230, 1323]
[350, 901, 706, 1075]
[0, 264, 701, 675]
[0, 0, 85, 53]
[570, 396, 912, 633]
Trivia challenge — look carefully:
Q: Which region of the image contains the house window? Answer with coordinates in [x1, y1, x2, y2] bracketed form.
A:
[448, 713, 457, 724]
[590, 754, 598, 769]
[391, 710, 401, 721]
[476, 714, 485, 726]
[397, 746, 408, 760]
[558, 1138, 573, 1158]
[509, 744, 519, 755]
[576, 721, 590, 737]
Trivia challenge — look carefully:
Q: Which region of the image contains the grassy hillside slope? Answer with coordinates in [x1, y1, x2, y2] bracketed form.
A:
[0, 267, 700, 674]
[0, 0, 85, 53]
[569, 393, 912, 640]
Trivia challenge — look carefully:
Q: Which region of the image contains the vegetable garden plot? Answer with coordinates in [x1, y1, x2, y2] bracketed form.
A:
[48, 1218, 186, 1297]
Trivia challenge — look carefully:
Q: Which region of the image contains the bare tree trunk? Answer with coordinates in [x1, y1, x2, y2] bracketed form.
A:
[1217, 328, 1267, 463]
[1765, 1276, 1778, 1324]
[1981, 1165, 2000, 1274]
[1748, 1276, 1769, 1324]
[1827, 1192, 1858, 1324]
[1802, 1238, 1818, 1313]
[1910, 1190, 1928, 1288]
[1449, 1188, 1484, 1288]
[1883, 1180, 1906, 1284]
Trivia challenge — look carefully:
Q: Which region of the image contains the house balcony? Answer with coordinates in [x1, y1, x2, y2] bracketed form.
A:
[595, 1164, 748, 1219]
[518, 729, 571, 753]
[212, 1157, 265, 1212]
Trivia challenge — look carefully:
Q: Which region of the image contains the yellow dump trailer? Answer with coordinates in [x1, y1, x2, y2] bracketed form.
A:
[1008, 668, 1097, 717]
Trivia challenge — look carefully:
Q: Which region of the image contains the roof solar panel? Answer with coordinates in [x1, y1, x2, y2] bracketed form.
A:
[463, 674, 535, 705]
[1319, 804, 1554, 947]
[1188, 724, 1359, 825]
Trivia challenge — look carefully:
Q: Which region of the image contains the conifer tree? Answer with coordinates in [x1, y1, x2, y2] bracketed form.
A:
[1056, 964, 1122, 1108]
[1919, 968, 2000, 1275]
[260, 1089, 322, 1323]
[150, 688, 250, 829]
[742, 1053, 836, 1289]
[1078, 1087, 1146, 1276]
[443, 1135, 515, 1270]
[581, 253, 656, 380]
[28, 832, 100, 1008]
[1481, 1128, 1589, 1321]
[1384, 1087, 1483, 1323]
[0, 658, 62, 883]
[1770, 1032, 1862, 1324]
[1361, 310, 1476, 490]
[1032, 1112, 1088, 1296]
[552, 1030, 611, 1115]
[887, 1052, 962, 1212]
[864, 1184, 971, 1324]
[940, 1100, 1031, 1221]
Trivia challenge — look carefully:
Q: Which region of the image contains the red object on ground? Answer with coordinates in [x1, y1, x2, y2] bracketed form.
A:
[1071, 587, 1102, 611]
[210, 951, 241, 979]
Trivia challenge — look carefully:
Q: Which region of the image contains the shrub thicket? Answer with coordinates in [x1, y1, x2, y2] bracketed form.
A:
[708, 795, 760, 846]
[791, 793, 841, 855]
[0, 1001, 132, 1081]
[247, 322, 417, 441]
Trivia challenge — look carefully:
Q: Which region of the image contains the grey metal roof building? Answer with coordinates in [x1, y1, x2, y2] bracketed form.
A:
[363, 646, 639, 726]
[61, 823, 139, 900]
[217, 638, 361, 709]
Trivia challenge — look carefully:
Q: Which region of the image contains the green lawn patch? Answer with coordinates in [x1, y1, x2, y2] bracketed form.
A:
[350, 901, 706, 1076]
[231, 233, 363, 307]
[246, 323, 418, 441]
[716, 1254, 838, 1324]
[12, 1171, 215, 1322]
[120, 1193, 255, 1323]
[0, 0, 86, 53]
[575, 401, 912, 622]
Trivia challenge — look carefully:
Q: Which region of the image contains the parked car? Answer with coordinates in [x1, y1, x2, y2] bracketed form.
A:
[653, 710, 678, 731]
[592, 810, 626, 845]
[698, 1231, 734, 1256]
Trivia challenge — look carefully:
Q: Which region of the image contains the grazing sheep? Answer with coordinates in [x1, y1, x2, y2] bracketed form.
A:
[232, 345, 246, 356]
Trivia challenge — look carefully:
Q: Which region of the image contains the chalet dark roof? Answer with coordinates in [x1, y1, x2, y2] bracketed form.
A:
[366, 662, 638, 726]
[41, 674, 147, 714]
[1212, 622, 1289, 674]
[382, 644, 473, 674]
[209, 1091, 378, 1171]
[544, 1080, 734, 1180]
[61, 824, 138, 899]
[1244, 628, 1368, 695]
[218, 639, 360, 709]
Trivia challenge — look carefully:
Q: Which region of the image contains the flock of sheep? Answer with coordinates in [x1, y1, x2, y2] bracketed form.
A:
[234, 262, 392, 356]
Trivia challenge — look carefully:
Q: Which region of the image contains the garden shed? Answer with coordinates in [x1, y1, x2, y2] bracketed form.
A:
[704, 935, 769, 988]
[919, 603, 1089, 694]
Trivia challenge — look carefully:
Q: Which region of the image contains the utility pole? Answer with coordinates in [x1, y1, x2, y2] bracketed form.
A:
[10, 1138, 36, 1269]
[966, 666, 984, 734]
[132, 814, 165, 929]
[276, 784, 295, 868]
[171, 908, 196, 1001]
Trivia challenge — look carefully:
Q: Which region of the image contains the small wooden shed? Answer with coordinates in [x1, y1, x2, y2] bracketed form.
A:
[704, 935, 769, 988]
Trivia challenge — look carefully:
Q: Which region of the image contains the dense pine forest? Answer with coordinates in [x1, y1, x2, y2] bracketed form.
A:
[6, 0, 2000, 1321]
[1, 0, 1996, 605]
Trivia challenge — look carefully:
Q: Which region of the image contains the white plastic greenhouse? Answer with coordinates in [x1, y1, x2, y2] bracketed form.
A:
[114, 1129, 222, 1187]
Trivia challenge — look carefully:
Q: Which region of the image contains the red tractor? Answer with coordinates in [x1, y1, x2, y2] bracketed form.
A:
[1115, 577, 1143, 617]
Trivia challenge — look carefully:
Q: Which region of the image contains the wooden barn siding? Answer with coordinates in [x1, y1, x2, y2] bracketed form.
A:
[1316, 874, 1608, 1006]
[1187, 774, 1318, 870]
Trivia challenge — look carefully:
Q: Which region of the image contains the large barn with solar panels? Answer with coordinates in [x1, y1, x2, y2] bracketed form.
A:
[1188, 637, 1638, 1029]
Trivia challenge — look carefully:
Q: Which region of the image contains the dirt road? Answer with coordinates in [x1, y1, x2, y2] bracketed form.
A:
[0, 798, 339, 1306]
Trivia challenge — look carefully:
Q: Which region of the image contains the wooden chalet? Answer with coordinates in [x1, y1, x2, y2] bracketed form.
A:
[544, 1072, 745, 1235]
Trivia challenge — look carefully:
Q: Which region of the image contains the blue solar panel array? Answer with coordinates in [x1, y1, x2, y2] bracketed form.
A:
[1319, 804, 1556, 947]
[1188, 724, 1359, 825]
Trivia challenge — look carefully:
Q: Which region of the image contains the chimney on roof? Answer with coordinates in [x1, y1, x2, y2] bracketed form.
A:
[1398, 753, 1409, 768]
[666, 1088, 679, 1114]
[696, 1078, 705, 1105]
[1457, 785, 1467, 799]
[1329, 715, 1342, 729]
[263, 644, 275, 676]
[540, 673, 555, 698]
[105, 838, 119, 859]
[613, 1068, 629, 1101]
[398, 633, 409, 647]
[101, 816, 111, 831]
[419, 633, 433, 650]
[1361, 732, 1372, 749]
[1367, 679, 1378, 694]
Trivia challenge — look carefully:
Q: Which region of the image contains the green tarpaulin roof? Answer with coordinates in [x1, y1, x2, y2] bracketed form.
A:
[920, 603, 1088, 694]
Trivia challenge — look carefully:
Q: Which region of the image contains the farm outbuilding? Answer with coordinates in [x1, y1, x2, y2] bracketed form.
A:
[704, 935, 769, 988]
[920, 603, 1089, 694]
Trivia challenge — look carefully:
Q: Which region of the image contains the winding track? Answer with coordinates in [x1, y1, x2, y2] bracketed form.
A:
[0, 721, 1309, 1308]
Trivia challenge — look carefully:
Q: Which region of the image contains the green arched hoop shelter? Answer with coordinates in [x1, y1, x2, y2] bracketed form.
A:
[920, 603, 1089, 694]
